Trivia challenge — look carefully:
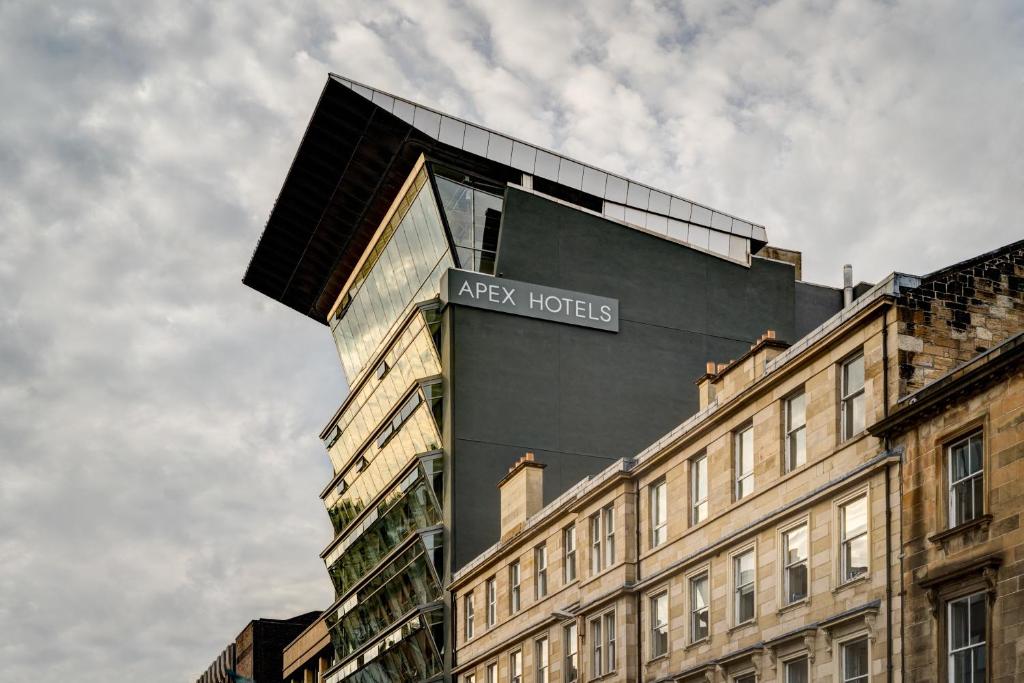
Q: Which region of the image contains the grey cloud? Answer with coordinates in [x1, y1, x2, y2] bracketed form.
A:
[2, 0, 1022, 680]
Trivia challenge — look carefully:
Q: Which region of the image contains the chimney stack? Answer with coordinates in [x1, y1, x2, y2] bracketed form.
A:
[843, 264, 854, 307]
[497, 452, 546, 540]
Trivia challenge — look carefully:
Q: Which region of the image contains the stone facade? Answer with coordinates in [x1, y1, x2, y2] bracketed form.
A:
[450, 240, 1024, 683]
[283, 613, 334, 683]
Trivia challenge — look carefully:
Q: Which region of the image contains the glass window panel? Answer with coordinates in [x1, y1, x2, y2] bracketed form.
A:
[669, 197, 692, 220]
[649, 190, 671, 215]
[603, 202, 626, 221]
[581, 167, 607, 196]
[688, 224, 711, 249]
[534, 150, 560, 180]
[509, 142, 536, 174]
[412, 107, 441, 137]
[371, 91, 395, 113]
[784, 658, 808, 683]
[626, 182, 650, 209]
[604, 175, 628, 203]
[438, 116, 466, 147]
[690, 205, 713, 226]
[462, 125, 489, 156]
[485, 134, 513, 165]
[711, 211, 732, 231]
[624, 206, 647, 228]
[646, 213, 668, 234]
[731, 219, 754, 238]
[667, 219, 689, 243]
[557, 158, 584, 189]
[709, 230, 731, 256]
[729, 235, 748, 261]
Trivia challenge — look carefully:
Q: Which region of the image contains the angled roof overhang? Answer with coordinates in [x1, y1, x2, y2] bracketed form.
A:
[243, 74, 769, 324]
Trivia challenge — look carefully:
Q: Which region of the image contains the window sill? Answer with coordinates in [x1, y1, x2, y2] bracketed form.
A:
[778, 598, 809, 615]
[589, 670, 618, 682]
[727, 619, 757, 635]
[832, 574, 870, 594]
[685, 636, 710, 651]
[928, 515, 993, 547]
[645, 653, 669, 665]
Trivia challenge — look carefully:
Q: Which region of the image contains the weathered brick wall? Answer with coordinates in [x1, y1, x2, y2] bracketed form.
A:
[896, 241, 1024, 398]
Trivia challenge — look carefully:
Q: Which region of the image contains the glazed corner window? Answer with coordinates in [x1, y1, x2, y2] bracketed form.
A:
[734, 549, 755, 624]
[841, 637, 869, 683]
[839, 495, 869, 582]
[948, 431, 984, 528]
[535, 637, 549, 683]
[841, 352, 866, 440]
[782, 524, 809, 604]
[564, 622, 579, 682]
[534, 544, 548, 599]
[485, 577, 497, 627]
[649, 479, 668, 548]
[589, 504, 615, 575]
[650, 591, 669, 658]
[948, 592, 986, 682]
[509, 561, 521, 613]
[690, 572, 709, 642]
[563, 525, 577, 583]
[784, 389, 807, 472]
[464, 593, 475, 640]
[590, 612, 616, 677]
[784, 656, 809, 683]
[690, 453, 708, 525]
[734, 425, 755, 500]
[509, 649, 522, 683]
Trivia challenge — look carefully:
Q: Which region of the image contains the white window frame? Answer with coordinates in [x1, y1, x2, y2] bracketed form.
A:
[947, 592, 987, 683]
[535, 636, 549, 683]
[836, 490, 870, 585]
[784, 388, 807, 472]
[535, 544, 548, 599]
[589, 609, 616, 678]
[589, 513, 602, 575]
[947, 431, 984, 528]
[509, 649, 522, 683]
[603, 505, 615, 568]
[731, 545, 756, 626]
[688, 566, 710, 643]
[564, 621, 579, 683]
[563, 524, 577, 584]
[780, 519, 810, 606]
[486, 577, 497, 627]
[690, 453, 708, 525]
[649, 478, 668, 548]
[649, 589, 669, 659]
[841, 351, 866, 441]
[464, 592, 475, 640]
[837, 632, 871, 683]
[734, 424, 755, 500]
[509, 561, 521, 614]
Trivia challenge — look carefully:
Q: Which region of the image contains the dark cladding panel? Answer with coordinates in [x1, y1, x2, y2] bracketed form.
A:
[795, 281, 844, 338]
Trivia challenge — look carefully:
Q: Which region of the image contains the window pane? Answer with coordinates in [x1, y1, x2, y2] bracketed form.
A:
[843, 638, 868, 679]
[844, 355, 864, 393]
[785, 658, 808, 683]
[843, 497, 868, 537]
[846, 534, 869, 578]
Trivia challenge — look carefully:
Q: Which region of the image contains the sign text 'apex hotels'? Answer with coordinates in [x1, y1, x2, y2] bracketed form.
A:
[442, 269, 619, 332]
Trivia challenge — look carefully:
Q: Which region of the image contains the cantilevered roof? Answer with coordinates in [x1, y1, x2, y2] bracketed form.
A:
[243, 74, 769, 324]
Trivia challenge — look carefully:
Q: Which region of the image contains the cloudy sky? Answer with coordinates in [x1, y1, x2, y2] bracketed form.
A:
[1, 0, 1021, 679]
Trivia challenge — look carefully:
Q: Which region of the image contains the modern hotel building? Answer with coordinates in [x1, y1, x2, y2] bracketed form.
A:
[243, 74, 857, 683]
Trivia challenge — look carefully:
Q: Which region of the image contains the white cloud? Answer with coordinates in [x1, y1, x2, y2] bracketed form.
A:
[1, 0, 1022, 680]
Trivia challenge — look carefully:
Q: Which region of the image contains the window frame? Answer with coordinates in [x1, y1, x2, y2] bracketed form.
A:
[836, 633, 871, 683]
[946, 430, 985, 529]
[649, 478, 668, 548]
[784, 387, 807, 473]
[836, 489, 870, 586]
[509, 561, 521, 614]
[733, 423, 755, 501]
[589, 609, 617, 678]
[535, 544, 548, 599]
[603, 505, 615, 568]
[485, 661, 497, 683]
[687, 566, 711, 644]
[946, 591, 987, 683]
[648, 589, 669, 659]
[731, 545, 757, 626]
[780, 518, 810, 606]
[783, 655, 809, 683]
[564, 621, 579, 683]
[589, 504, 615, 576]
[563, 524, 577, 584]
[535, 636, 549, 683]
[509, 649, 522, 683]
[485, 577, 497, 628]
[464, 592, 475, 640]
[840, 351, 866, 441]
[690, 452, 708, 526]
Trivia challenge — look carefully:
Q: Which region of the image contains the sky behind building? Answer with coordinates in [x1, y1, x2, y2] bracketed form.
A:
[0, 1, 1021, 680]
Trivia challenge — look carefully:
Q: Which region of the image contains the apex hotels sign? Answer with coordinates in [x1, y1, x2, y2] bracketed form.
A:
[442, 269, 619, 332]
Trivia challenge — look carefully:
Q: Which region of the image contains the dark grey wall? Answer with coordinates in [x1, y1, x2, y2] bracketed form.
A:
[448, 188, 840, 569]
[795, 281, 844, 339]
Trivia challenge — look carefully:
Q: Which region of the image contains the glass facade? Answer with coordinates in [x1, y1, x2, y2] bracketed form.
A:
[434, 172, 503, 274]
[326, 609, 444, 683]
[325, 312, 442, 473]
[326, 533, 443, 659]
[326, 466, 442, 597]
[330, 168, 453, 383]
[325, 391, 442, 535]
